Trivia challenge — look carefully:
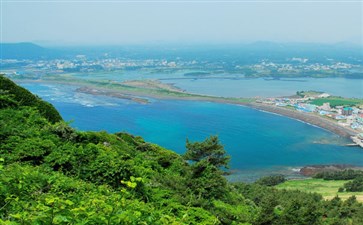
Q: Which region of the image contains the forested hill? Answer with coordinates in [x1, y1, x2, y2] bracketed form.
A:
[0, 76, 62, 123]
[1, 75, 363, 224]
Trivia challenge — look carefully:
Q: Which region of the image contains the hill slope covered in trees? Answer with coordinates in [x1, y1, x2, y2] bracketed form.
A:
[1, 75, 363, 224]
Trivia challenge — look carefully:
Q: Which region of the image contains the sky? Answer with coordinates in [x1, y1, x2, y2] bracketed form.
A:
[1, 0, 362, 46]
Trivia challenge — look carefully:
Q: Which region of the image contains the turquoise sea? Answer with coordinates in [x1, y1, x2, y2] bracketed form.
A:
[20, 82, 363, 181]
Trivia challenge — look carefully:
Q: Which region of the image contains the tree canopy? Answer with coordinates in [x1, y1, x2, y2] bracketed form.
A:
[184, 135, 230, 170]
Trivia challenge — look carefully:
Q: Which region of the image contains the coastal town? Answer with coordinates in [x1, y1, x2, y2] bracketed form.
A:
[1, 54, 362, 79]
[256, 91, 363, 148]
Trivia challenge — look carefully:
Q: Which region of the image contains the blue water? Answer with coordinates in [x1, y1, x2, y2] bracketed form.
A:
[19, 82, 363, 181]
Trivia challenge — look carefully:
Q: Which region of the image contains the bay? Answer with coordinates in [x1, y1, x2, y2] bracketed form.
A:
[20, 82, 363, 181]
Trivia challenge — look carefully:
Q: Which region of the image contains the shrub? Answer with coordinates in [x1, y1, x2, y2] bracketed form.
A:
[255, 175, 286, 186]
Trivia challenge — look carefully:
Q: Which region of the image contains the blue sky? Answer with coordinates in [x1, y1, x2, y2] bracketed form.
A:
[1, 1, 362, 45]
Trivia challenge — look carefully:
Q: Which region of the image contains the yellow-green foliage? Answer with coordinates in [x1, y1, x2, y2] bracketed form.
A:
[0, 163, 220, 224]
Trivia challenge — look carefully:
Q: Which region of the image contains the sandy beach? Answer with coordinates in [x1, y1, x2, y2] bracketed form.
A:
[244, 103, 359, 138]
[196, 99, 358, 139]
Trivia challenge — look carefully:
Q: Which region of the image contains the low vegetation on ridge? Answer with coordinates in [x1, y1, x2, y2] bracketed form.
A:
[1, 75, 363, 224]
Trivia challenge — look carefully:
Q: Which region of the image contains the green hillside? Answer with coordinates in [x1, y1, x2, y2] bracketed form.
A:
[1, 75, 363, 224]
[0, 75, 62, 123]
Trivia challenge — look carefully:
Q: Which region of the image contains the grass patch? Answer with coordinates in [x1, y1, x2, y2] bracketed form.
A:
[310, 97, 363, 107]
[276, 178, 363, 202]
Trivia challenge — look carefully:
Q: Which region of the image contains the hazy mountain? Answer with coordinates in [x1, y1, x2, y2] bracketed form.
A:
[0, 42, 62, 59]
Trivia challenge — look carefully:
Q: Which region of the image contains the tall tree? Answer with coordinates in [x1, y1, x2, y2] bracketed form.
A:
[183, 136, 230, 201]
[184, 135, 230, 170]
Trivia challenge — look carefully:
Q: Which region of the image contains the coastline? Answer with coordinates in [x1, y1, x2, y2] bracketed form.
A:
[14, 78, 360, 140]
[243, 103, 359, 139]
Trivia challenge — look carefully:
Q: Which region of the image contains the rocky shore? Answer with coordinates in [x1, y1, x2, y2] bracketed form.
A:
[299, 164, 363, 176]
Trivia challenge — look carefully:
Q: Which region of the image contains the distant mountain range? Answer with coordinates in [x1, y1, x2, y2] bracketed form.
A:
[1, 42, 362, 63]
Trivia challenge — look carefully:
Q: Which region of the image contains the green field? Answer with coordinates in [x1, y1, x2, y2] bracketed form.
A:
[276, 179, 363, 202]
[310, 97, 363, 107]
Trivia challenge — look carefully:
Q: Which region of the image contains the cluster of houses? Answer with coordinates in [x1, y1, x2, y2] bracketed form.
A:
[256, 93, 363, 134]
[248, 60, 358, 75]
